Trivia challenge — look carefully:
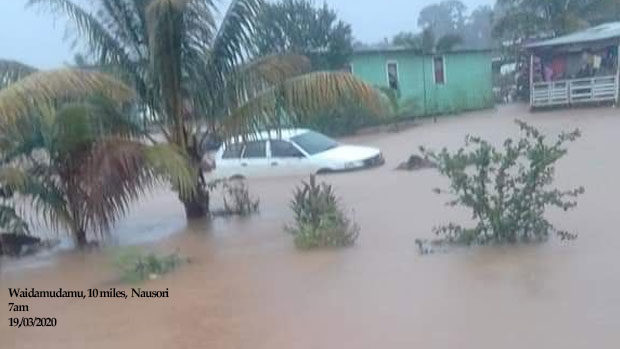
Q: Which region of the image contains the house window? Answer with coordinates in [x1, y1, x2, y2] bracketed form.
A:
[433, 56, 445, 84]
[387, 62, 399, 90]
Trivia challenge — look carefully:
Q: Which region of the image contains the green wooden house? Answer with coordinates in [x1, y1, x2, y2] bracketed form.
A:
[348, 45, 494, 117]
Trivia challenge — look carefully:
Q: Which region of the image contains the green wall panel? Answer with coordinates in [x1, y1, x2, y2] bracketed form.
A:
[350, 50, 494, 117]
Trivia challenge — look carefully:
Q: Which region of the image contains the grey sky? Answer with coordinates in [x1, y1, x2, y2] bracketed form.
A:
[0, 0, 494, 69]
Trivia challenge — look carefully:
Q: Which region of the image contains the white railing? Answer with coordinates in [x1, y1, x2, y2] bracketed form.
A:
[531, 75, 618, 107]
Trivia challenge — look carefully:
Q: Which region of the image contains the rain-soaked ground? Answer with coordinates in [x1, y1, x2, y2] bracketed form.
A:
[2, 104, 620, 348]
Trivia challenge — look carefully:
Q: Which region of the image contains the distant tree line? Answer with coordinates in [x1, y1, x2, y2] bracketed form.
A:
[391, 1, 493, 52]
[254, 0, 353, 70]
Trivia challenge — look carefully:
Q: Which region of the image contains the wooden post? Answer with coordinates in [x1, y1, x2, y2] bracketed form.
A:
[530, 53, 534, 107]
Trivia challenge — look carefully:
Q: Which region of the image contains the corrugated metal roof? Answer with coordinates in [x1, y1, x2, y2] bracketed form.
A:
[526, 22, 620, 48]
[352, 43, 491, 54]
[353, 43, 420, 53]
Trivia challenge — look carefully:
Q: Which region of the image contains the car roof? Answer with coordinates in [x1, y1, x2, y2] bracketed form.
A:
[225, 128, 310, 143]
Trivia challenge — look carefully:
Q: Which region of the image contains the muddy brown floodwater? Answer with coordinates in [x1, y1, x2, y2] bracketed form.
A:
[2, 104, 620, 349]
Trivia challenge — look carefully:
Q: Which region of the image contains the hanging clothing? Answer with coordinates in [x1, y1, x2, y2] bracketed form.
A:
[551, 56, 566, 80]
[544, 65, 553, 81]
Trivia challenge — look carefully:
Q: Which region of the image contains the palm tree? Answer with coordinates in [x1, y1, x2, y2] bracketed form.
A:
[27, 0, 387, 218]
[0, 65, 194, 247]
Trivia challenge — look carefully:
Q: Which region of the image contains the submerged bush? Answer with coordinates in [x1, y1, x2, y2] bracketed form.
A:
[208, 179, 260, 217]
[222, 180, 260, 216]
[286, 175, 359, 249]
[420, 120, 584, 245]
[113, 248, 187, 282]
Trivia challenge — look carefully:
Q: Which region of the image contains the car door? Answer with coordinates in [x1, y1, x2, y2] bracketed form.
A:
[239, 140, 270, 178]
[268, 139, 314, 176]
[215, 142, 244, 179]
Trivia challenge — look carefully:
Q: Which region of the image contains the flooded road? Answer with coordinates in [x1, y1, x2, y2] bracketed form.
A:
[2, 104, 620, 348]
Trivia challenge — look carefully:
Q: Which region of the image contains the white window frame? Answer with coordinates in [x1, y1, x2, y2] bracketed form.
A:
[432, 55, 447, 85]
[386, 60, 399, 90]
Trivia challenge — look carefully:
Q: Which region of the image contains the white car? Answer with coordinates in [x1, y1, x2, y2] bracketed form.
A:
[205, 129, 384, 179]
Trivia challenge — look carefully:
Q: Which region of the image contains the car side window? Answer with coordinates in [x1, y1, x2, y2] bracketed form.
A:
[242, 141, 267, 158]
[222, 143, 244, 159]
[270, 140, 304, 158]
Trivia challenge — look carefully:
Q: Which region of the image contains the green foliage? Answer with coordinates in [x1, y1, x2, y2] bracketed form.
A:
[0, 93, 194, 247]
[493, 0, 619, 42]
[390, 28, 463, 54]
[254, 0, 353, 70]
[418, 0, 467, 37]
[302, 89, 413, 137]
[286, 175, 359, 249]
[221, 180, 260, 216]
[415, 1, 491, 49]
[421, 120, 584, 245]
[113, 247, 186, 283]
[392, 32, 421, 48]
[376, 87, 416, 119]
[435, 33, 464, 52]
[302, 101, 377, 137]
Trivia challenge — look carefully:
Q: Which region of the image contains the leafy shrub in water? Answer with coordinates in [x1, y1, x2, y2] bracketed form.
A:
[286, 175, 359, 249]
[420, 120, 584, 245]
[222, 180, 260, 216]
[207, 179, 260, 216]
[114, 248, 186, 282]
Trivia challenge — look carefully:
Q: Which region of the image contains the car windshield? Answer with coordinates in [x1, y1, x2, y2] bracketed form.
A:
[291, 131, 339, 155]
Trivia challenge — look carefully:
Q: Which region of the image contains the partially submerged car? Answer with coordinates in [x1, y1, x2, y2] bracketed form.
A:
[204, 129, 384, 179]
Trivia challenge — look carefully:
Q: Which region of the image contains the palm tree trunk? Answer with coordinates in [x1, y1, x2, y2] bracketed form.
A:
[180, 152, 210, 218]
[181, 181, 209, 218]
[75, 229, 88, 248]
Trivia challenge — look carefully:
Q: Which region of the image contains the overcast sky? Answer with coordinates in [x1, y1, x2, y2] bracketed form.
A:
[0, 0, 494, 69]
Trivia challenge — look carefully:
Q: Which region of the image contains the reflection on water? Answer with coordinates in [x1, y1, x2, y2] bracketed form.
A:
[2, 105, 620, 348]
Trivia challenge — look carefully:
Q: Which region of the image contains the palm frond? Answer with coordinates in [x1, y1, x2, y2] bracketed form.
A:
[146, 0, 187, 146]
[211, 0, 262, 66]
[27, 0, 134, 68]
[0, 167, 29, 191]
[0, 203, 30, 235]
[17, 172, 72, 235]
[204, 0, 262, 95]
[0, 167, 30, 235]
[0, 107, 51, 165]
[143, 143, 195, 198]
[236, 54, 311, 86]
[99, 0, 149, 60]
[79, 138, 193, 234]
[52, 103, 97, 157]
[85, 95, 144, 138]
[206, 54, 311, 122]
[0, 69, 134, 121]
[219, 71, 389, 137]
[0, 59, 38, 90]
[201, 0, 262, 109]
